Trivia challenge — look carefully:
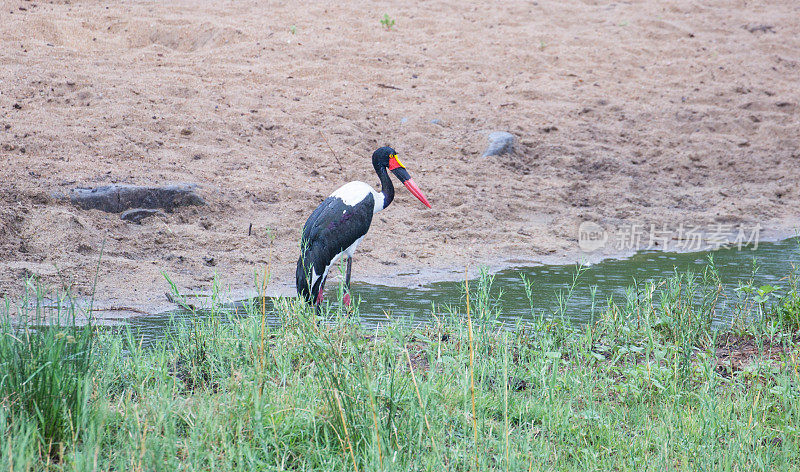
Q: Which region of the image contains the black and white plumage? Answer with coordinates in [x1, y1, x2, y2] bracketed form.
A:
[296, 146, 431, 309]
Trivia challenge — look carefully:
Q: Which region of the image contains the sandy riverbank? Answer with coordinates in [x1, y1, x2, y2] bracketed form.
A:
[1, 0, 799, 316]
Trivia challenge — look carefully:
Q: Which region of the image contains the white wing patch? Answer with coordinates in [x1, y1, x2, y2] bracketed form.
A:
[330, 181, 375, 206]
[330, 181, 386, 214]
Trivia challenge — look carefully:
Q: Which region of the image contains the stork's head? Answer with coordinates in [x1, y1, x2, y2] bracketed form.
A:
[372, 146, 432, 208]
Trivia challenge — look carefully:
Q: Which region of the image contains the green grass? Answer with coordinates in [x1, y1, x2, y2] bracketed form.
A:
[0, 281, 95, 462]
[2, 265, 800, 471]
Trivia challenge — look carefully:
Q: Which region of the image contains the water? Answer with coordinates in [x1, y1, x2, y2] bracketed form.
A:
[351, 238, 799, 326]
[128, 239, 799, 339]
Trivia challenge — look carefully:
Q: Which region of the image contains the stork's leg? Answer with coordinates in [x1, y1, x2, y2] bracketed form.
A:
[343, 257, 352, 307]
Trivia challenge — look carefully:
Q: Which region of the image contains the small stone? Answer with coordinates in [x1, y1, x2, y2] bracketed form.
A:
[203, 256, 216, 267]
[744, 24, 775, 34]
[430, 118, 444, 126]
[120, 208, 161, 224]
[180, 128, 192, 136]
[482, 131, 516, 157]
[400, 117, 409, 124]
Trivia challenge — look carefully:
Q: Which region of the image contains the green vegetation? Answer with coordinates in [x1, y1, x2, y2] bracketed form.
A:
[381, 14, 396, 31]
[2, 262, 800, 470]
[777, 290, 800, 331]
[0, 282, 95, 462]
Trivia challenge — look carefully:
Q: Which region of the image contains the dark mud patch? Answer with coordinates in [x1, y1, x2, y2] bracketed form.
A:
[714, 332, 799, 377]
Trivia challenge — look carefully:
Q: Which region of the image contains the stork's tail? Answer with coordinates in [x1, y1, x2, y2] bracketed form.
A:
[295, 254, 314, 305]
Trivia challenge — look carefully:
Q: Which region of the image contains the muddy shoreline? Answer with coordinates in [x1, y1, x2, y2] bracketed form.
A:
[19, 222, 799, 322]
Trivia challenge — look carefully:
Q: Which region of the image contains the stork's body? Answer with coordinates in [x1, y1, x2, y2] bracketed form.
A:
[296, 147, 431, 309]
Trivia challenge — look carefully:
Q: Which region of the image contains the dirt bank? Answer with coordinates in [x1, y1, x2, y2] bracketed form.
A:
[1, 0, 799, 315]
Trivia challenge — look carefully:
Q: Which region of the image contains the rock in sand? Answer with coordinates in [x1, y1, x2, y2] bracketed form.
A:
[482, 131, 516, 157]
[70, 184, 204, 214]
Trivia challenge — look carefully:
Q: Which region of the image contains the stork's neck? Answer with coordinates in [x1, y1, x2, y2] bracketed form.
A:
[375, 164, 394, 210]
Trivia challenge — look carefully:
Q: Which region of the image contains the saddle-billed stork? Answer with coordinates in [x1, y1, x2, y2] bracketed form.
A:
[296, 146, 431, 310]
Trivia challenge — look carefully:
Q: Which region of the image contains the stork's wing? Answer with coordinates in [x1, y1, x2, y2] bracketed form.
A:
[296, 193, 375, 301]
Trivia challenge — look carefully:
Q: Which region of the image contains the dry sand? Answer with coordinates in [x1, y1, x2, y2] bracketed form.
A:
[1, 0, 799, 316]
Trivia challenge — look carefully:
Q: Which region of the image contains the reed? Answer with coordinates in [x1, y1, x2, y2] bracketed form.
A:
[466, 269, 479, 470]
